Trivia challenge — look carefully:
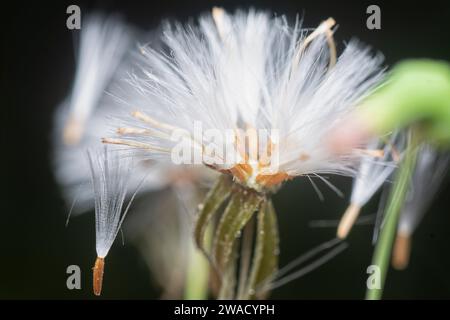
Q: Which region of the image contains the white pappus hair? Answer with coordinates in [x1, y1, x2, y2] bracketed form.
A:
[87, 146, 134, 258]
[87, 146, 144, 296]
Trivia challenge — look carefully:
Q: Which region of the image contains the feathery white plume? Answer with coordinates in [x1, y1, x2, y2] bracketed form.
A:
[105, 8, 385, 193]
[63, 14, 132, 145]
[393, 144, 449, 269]
[337, 133, 405, 238]
[88, 146, 137, 295]
[88, 147, 133, 258]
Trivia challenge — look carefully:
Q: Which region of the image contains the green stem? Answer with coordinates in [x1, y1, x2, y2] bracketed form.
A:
[366, 131, 419, 300]
[184, 225, 211, 300]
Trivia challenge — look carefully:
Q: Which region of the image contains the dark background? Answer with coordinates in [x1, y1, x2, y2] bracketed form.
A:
[3, 0, 450, 299]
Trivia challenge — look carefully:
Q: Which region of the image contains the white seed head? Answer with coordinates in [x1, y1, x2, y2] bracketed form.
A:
[108, 9, 385, 191]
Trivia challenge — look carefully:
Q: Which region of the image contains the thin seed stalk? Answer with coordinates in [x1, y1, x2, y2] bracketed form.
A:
[366, 130, 419, 300]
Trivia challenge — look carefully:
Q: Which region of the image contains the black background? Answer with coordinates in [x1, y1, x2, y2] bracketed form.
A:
[3, 0, 450, 299]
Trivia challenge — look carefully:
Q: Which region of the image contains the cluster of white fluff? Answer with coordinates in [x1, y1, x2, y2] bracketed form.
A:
[53, 15, 196, 213]
[110, 8, 385, 184]
[53, 14, 135, 211]
[63, 14, 132, 145]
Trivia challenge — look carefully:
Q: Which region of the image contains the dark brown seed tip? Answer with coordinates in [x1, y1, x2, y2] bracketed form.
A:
[93, 257, 105, 296]
[392, 233, 411, 270]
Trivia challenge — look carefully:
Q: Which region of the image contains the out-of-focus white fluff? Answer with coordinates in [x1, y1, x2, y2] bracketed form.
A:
[54, 99, 172, 212]
[54, 13, 134, 208]
[398, 145, 449, 235]
[53, 15, 192, 213]
[350, 133, 405, 207]
[336, 133, 404, 239]
[111, 9, 385, 179]
[63, 14, 132, 145]
[54, 93, 213, 212]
